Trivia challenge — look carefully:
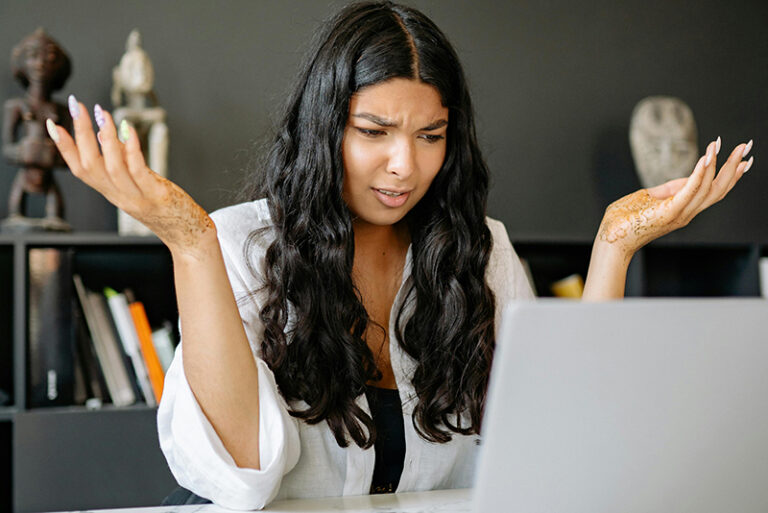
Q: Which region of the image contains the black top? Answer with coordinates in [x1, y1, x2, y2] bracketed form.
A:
[365, 385, 406, 494]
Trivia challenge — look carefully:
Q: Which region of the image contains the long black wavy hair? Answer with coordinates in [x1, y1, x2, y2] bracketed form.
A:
[249, 0, 496, 448]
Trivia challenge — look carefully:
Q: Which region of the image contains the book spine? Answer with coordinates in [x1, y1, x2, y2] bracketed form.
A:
[106, 292, 156, 406]
[129, 300, 165, 403]
[151, 321, 176, 373]
[73, 275, 129, 406]
[87, 292, 136, 406]
[27, 248, 76, 407]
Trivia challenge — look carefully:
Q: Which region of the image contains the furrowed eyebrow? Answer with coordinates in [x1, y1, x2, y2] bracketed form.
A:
[420, 119, 448, 131]
[352, 113, 397, 127]
[351, 113, 449, 131]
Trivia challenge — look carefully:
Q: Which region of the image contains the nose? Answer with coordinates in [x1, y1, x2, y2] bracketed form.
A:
[386, 137, 417, 180]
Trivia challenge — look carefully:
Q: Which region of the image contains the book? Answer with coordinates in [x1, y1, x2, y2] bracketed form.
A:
[550, 273, 584, 299]
[72, 299, 110, 403]
[151, 321, 176, 373]
[126, 290, 165, 403]
[104, 287, 156, 406]
[27, 248, 76, 407]
[72, 274, 136, 406]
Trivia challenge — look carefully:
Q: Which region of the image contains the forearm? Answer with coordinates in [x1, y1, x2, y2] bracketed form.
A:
[582, 239, 633, 301]
[171, 230, 261, 469]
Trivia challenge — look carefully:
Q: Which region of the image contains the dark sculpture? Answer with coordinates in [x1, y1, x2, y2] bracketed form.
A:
[2, 28, 73, 232]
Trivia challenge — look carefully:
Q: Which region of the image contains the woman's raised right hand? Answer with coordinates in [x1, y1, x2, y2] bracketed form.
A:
[46, 95, 215, 258]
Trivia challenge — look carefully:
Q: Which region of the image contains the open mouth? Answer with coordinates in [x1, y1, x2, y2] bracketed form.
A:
[376, 189, 406, 197]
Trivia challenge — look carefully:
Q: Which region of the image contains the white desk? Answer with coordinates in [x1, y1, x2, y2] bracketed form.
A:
[55, 488, 472, 513]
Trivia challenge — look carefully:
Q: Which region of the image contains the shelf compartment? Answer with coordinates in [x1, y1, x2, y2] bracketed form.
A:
[13, 406, 176, 512]
[0, 244, 13, 408]
[512, 241, 593, 297]
[642, 244, 760, 297]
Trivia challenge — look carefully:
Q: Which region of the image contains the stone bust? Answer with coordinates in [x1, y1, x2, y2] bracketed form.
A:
[629, 96, 698, 189]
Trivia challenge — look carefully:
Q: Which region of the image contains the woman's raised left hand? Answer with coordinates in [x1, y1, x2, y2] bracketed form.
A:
[596, 137, 754, 259]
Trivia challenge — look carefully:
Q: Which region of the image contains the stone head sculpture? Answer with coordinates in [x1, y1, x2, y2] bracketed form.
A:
[629, 96, 698, 189]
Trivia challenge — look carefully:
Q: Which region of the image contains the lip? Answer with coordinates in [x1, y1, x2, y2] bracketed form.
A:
[372, 187, 411, 208]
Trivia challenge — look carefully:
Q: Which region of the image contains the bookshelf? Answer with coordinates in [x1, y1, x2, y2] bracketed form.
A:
[0, 231, 765, 512]
[511, 237, 767, 298]
[0, 232, 178, 513]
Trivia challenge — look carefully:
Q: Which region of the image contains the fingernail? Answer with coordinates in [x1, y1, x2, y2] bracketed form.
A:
[742, 139, 753, 159]
[705, 146, 713, 167]
[94, 104, 105, 129]
[744, 156, 754, 173]
[46, 119, 59, 143]
[68, 94, 79, 120]
[119, 119, 130, 142]
[715, 136, 721, 155]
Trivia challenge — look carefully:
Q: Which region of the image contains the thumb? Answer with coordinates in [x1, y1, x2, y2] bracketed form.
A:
[647, 177, 687, 199]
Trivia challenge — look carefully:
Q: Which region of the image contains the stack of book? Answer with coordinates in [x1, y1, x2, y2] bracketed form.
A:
[28, 248, 177, 409]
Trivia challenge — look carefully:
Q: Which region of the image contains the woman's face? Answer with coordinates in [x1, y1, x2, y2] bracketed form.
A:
[342, 78, 448, 227]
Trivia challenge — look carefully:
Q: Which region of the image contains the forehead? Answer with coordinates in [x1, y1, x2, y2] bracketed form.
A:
[349, 78, 448, 120]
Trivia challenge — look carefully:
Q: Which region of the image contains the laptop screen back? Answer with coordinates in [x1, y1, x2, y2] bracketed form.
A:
[474, 299, 768, 513]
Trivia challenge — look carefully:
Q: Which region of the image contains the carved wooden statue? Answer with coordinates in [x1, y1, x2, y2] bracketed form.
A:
[2, 28, 73, 232]
[111, 29, 168, 236]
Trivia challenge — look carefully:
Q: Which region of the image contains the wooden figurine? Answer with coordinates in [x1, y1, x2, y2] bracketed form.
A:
[2, 28, 73, 232]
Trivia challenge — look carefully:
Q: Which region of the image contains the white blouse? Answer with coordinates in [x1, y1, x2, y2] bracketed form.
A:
[157, 199, 535, 510]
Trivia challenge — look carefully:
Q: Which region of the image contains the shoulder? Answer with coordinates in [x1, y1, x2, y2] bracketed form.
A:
[484, 216, 535, 301]
[485, 216, 514, 254]
[210, 198, 276, 288]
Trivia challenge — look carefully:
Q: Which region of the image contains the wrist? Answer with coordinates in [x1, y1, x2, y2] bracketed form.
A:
[167, 221, 220, 264]
[582, 237, 635, 301]
[591, 237, 634, 270]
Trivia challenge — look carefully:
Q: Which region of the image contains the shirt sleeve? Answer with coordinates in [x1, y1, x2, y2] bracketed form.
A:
[157, 204, 301, 510]
[485, 218, 536, 335]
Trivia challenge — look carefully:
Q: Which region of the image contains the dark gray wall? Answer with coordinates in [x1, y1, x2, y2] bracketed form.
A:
[1, 0, 766, 242]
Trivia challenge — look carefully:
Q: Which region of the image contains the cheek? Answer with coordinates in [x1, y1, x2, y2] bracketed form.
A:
[342, 134, 380, 189]
[420, 144, 447, 184]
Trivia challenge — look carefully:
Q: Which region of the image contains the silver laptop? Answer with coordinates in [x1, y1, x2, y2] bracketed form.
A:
[474, 299, 768, 513]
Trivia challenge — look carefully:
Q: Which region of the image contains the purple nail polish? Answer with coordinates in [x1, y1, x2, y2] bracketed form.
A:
[68, 94, 79, 120]
[94, 104, 105, 128]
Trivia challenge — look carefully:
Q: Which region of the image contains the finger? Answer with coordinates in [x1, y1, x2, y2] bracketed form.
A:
[46, 118, 111, 190]
[678, 140, 718, 221]
[667, 154, 707, 217]
[95, 106, 141, 196]
[700, 142, 750, 208]
[725, 140, 753, 192]
[68, 94, 103, 174]
[122, 122, 154, 188]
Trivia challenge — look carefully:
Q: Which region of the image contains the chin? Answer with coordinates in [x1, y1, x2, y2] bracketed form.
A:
[353, 206, 411, 227]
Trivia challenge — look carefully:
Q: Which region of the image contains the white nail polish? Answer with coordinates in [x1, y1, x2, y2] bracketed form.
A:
[744, 156, 754, 173]
[46, 119, 59, 143]
[715, 136, 721, 155]
[742, 139, 753, 159]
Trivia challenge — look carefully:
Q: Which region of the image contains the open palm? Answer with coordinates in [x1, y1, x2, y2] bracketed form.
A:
[598, 138, 754, 255]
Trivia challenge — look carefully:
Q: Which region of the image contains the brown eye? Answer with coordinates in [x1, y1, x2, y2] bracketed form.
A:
[356, 128, 385, 137]
[419, 134, 445, 143]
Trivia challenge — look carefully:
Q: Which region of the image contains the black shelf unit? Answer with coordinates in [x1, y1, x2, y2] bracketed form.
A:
[511, 237, 766, 298]
[1, 230, 765, 512]
[0, 232, 178, 513]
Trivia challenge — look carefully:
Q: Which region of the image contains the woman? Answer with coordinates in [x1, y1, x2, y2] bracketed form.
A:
[45, 1, 752, 509]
